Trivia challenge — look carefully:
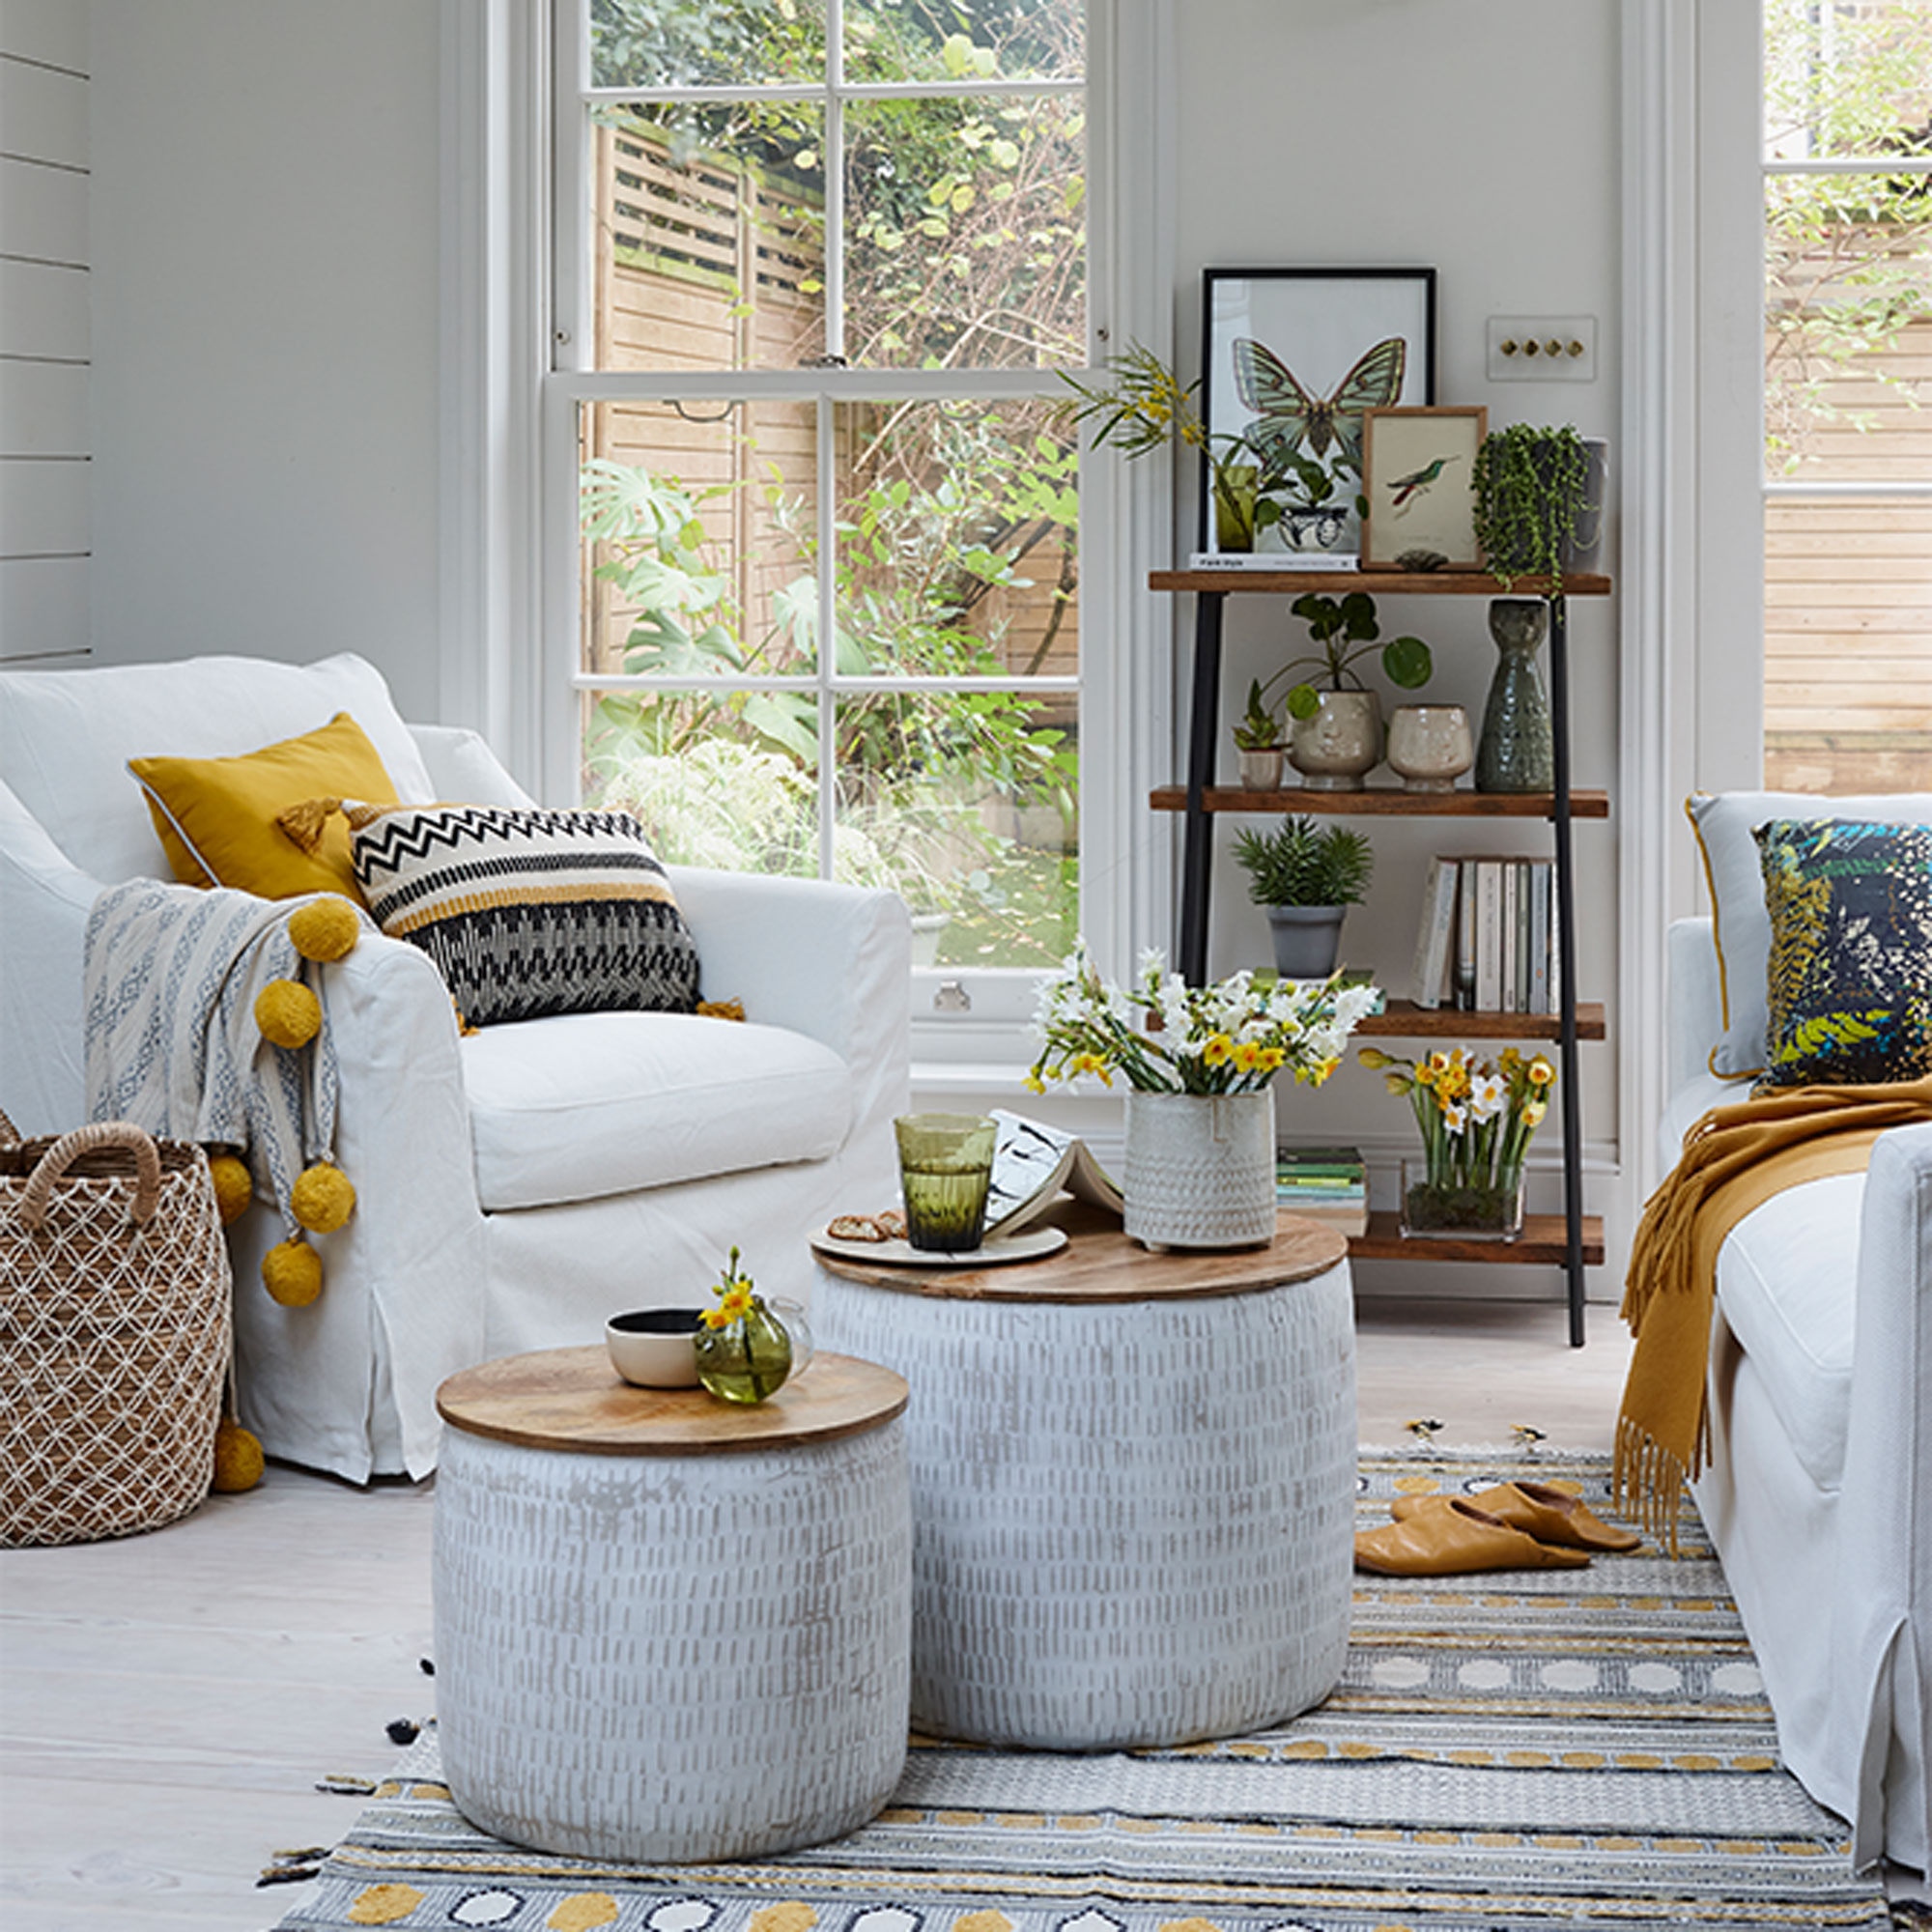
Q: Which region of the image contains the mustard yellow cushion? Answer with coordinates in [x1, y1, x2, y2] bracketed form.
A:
[128, 713, 400, 900]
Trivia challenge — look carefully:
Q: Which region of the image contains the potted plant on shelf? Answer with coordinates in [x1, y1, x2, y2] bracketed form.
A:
[1471, 424, 1607, 604]
[1232, 678, 1286, 789]
[1279, 591, 1433, 789]
[1263, 450, 1358, 556]
[1231, 815, 1375, 980]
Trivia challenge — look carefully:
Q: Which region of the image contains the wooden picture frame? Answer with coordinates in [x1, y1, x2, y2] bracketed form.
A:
[1198, 268, 1436, 555]
[1360, 406, 1488, 570]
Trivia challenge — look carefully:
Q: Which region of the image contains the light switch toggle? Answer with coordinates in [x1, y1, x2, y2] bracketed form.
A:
[1487, 316, 1597, 381]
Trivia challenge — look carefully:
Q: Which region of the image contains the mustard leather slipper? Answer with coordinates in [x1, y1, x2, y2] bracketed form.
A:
[1391, 1479, 1642, 1552]
[1355, 1497, 1594, 1576]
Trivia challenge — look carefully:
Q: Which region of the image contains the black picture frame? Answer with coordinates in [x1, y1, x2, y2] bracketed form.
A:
[1198, 268, 1436, 555]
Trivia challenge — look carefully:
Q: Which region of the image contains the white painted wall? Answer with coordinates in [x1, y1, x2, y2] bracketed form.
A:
[1, 0, 92, 664]
[86, 0, 442, 720]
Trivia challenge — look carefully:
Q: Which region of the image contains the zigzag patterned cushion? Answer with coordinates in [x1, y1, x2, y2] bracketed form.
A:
[1753, 816, 1932, 1091]
[349, 804, 699, 1026]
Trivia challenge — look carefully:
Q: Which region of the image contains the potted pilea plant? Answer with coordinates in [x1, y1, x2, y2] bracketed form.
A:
[1231, 815, 1375, 980]
[1279, 590, 1433, 789]
[1232, 678, 1286, 789]
[1471, 424, 1607, 605]
[1264, 450, 1358, 556]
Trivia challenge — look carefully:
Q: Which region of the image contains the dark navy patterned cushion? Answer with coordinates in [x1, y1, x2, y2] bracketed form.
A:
[1752, 817, 1932, 1091]
[350, 804, 699, 1026]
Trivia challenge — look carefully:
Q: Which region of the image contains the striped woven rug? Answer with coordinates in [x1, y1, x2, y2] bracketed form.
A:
[277, 1451, 1889, 1932]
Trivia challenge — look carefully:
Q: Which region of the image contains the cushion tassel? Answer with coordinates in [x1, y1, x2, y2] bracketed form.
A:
[275, 796, 344, 853]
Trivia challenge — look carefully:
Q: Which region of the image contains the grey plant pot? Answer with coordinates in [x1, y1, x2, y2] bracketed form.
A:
[1264, 904, 1347, 980]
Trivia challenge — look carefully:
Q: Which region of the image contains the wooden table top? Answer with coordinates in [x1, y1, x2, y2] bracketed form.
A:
[810, 1202, 1348, 1305]
[436, 1348, 909, 1458]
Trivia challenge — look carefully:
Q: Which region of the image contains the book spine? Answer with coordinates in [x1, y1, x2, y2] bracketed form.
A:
[1411, 856, 1455, 1009]
[1500, 860, 1520, 1013]
[1455, 859, 1479, 1010]
[1475, 859, 1503, 1011]
[1528, 859, 1551, 1016]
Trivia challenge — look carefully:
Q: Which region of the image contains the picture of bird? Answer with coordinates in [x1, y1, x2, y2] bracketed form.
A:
[1387, 452, 1459, 513]
[1231, 334, 1407, 472]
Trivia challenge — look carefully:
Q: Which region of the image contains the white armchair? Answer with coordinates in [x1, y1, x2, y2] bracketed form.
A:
[0, 653, 910, 1482]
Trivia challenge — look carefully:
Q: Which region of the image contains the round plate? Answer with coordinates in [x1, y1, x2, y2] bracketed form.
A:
[810, 1224, 1069, 1269]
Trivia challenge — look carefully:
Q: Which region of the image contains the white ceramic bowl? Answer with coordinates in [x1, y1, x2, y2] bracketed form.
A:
[606, 1308, 705, 1388]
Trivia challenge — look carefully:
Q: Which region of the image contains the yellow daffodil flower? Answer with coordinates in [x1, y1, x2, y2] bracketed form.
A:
[1202, 1033, 1234, 1065]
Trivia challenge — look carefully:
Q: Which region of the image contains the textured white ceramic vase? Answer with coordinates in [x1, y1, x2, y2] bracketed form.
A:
[1288, 689, 1381, 789]
[1386, 703, 1474, 791]
[1122, 1088, 1276, 1250]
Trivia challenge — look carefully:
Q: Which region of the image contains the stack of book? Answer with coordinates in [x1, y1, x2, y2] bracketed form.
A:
[1410, 855, 1564, 1015]
[1275, 1145, 1368, 1236]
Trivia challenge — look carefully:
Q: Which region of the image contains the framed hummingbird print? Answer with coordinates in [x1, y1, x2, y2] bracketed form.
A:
[1360, 405, 1488, 569]
[1199, 268, 1435, 556]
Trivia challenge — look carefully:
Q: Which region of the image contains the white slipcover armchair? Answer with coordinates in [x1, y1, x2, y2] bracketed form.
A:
[1662, 914, 1932, 1873]
[0, 653, 910, 1482]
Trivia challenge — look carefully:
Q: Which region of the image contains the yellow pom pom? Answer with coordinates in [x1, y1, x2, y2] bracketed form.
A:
[211, 1419, 264, 1492]
[288, 895, 360, 963]
[207, 1152, 253, 1225]
[263, 1238, 323, 1307]
[255, 979, 321, 1048]
[290, 1161, 355, 1234]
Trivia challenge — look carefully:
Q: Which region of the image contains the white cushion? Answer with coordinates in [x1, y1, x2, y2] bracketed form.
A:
[0, 652, 436, 885]
[1713, 1172, 1864, 1492]
[1687, 790, 1932, 1078]
[461, 1011, 852, 1211]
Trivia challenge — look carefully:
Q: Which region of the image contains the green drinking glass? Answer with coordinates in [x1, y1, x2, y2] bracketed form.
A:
[895, 1113, 998, 1253]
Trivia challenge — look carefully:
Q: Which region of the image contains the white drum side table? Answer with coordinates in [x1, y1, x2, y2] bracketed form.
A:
[433, 1348, 911, 1862]
[812, 1209, 1354, 1751]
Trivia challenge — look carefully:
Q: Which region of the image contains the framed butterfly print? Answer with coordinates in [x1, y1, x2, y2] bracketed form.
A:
[1361, 406, 1487, 569]
[1199, 268, 1436, 555]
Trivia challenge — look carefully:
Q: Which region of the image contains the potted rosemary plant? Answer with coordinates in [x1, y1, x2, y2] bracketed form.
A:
[1231, 814, 1374, 980]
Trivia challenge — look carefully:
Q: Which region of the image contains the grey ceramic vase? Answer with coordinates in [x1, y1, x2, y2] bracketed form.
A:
[1476, 598, 1554, 793]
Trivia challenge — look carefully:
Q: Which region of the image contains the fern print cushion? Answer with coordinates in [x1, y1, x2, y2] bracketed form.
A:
[1752, 817, 1932, 1092]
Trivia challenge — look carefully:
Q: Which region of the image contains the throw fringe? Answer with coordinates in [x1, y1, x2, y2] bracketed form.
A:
[1613, 1413, 1702, 1558]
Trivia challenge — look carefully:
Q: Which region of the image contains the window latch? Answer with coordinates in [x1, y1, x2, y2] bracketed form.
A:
[803, 354, 849, 369]
[932, 980, 972, 1012]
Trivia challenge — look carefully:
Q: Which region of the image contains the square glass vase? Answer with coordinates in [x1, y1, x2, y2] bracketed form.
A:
[1398, 1160, 1524, 1242]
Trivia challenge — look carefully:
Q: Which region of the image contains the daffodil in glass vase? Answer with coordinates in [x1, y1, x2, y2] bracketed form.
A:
[692, 1247, 813, 1405]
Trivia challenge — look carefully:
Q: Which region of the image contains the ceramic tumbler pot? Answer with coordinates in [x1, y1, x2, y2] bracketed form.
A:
[1288, 691, 1381, 791]
[606, 1308, 705, 1387]
[1386, 705, 1473, 792]
[895, 1113, 998, 1252]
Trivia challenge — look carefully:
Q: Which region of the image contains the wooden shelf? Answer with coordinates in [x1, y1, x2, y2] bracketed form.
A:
[1151, 569, 1613, 598]
[1361, 999, 1605, 1042]
[1150, 784, 1610, 819]
[1349, 1211, 1605, 1266]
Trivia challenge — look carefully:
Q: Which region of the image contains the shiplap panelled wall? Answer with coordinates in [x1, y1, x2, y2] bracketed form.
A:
[0, 0, 90, 665]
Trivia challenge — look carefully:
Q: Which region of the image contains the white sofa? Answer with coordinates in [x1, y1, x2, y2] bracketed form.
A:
[0, 653, 910, 1483]
[1662, 913, 1932, 1873]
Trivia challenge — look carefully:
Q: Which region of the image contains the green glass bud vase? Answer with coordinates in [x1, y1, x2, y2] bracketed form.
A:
[694, 1297, 806, 1405]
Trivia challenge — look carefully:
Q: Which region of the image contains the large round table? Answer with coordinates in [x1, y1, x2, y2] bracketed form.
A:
[433, 1347, 911, 1862]
[811, 1207, 1354, 1751]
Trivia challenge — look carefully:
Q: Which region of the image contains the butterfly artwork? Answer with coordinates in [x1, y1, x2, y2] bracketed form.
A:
[1231, 334, 1408, 474]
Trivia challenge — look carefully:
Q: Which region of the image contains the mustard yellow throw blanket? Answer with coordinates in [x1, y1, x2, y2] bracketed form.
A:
[1616, 1075, 1932, 1550]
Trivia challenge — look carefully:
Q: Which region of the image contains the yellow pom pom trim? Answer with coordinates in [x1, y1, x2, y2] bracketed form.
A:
[291, 1161, 355, 1234]
[207, 1151, 253, 1226]
[212, 1419, 265, 1492]
[288, 895, 360, 963]
[263, 1238, 323, 1307]
[255, 979, 321, 1048]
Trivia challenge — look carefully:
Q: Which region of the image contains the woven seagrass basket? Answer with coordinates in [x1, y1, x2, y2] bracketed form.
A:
[0, 1110, 233, 1548]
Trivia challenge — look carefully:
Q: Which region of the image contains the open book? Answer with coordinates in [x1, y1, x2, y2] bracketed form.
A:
[980, 1108, 1124, 1242]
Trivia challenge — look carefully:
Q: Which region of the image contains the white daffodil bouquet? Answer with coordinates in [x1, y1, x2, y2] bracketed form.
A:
[1358, 1043, 1555, 1201]
[1028, 942, 1380, 1096]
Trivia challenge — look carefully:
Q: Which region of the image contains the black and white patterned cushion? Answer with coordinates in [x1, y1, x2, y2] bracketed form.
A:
[350, 803, 699, 1026]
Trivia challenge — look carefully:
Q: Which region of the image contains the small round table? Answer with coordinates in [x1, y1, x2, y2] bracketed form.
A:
[433, 1348, 911, 1863]
[811, 1208, 1355, 1751]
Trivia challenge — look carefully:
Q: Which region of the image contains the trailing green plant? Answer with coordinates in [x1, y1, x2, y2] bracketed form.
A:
[1232, 678, 1284, 752]
[1231, 816, 1375, 909]
[1272, 591, 1431, 720]
[1471, 424, 1595, 603]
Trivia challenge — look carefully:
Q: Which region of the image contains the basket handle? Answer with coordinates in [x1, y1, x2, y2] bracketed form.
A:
[19, 1122, 164, 1232]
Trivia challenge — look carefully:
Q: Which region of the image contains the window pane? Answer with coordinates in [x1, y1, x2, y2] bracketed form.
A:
[589, 0, 826, 89]
[580, 398, 822, 828]
[1763, 0, 1932, 162]
[844, 94, 1084, 368]
[1765, 498, 1932, 792]
[845, 0, 1082, 85]
[589, 106, 826, 371]
[833, 398, 1078, 679]
[1765, 181, 1932, 475]
[835, 694, 1077, 967]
